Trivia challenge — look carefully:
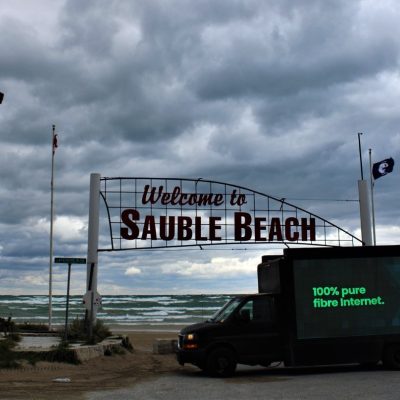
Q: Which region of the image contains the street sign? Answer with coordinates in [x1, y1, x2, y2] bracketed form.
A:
[83, 290, 102, 311]
[54, 257, 86, 264]
[53, 257, 86, 341]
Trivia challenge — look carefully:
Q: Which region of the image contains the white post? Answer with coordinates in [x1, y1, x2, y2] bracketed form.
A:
[369, 149, 377, 245]
[358, 179, 373, 246]
[86, 173, 101, 321]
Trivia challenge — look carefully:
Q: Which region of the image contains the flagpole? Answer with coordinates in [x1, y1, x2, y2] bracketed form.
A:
[369, 149, 376, 245]
[49, 124, 56, 331]
[357, 132, 373, 245]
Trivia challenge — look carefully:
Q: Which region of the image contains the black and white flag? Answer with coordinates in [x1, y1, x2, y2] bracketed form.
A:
[372, 157, 395, 180]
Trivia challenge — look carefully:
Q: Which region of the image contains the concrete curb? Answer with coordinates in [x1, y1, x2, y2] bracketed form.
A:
[13, 334, 128, 363]
[72, 338, 126, 362]
[153, 339, 178, 355]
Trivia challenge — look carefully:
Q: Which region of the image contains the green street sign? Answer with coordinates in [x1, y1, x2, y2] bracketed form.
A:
[54, 257, 86, 264]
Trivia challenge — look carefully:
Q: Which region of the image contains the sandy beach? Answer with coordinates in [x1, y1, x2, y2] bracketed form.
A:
[0, 326, 188, 400]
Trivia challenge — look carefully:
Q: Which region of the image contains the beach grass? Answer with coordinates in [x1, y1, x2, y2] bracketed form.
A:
[0, 338, 20, 368]
[66, 317, 112, 344]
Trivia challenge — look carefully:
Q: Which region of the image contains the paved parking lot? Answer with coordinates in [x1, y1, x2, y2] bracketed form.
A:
[87, 364, 400, 400]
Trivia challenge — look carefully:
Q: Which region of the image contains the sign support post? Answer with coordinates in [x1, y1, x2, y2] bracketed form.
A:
[86, 173, 101, 337]
[358, 180, 373, 246]
[369, 149, 377, 245]
[64, 262, 71, 342]
[54, 257, 86, 342]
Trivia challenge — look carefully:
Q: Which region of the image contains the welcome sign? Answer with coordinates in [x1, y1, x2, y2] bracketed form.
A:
[98, 177, 362, 251]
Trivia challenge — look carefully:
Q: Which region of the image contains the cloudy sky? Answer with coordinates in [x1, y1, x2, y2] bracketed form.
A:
[1, 0, 399, 295]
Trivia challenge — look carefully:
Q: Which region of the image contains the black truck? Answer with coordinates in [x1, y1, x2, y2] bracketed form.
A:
[177, 245, 400, 376]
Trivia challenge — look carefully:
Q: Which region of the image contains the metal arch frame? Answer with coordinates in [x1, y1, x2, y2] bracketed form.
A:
[98, 177, 363, 251]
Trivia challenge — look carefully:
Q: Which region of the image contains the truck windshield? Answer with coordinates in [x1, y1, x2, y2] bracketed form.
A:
[209, 297, 242, 323]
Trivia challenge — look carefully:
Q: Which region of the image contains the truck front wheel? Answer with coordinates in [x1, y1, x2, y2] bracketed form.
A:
[383, 345, 400, 369]
[206, 348, 237, 377]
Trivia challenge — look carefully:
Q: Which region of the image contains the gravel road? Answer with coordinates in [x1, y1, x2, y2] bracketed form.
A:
[86, 363, 400, 400]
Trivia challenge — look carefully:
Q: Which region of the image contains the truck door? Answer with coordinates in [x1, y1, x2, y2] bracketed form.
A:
[230, 296, 282, 363]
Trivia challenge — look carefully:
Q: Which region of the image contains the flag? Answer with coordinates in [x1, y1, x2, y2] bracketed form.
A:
[372, 157, 395, 180]
[52, 134, 58, 154]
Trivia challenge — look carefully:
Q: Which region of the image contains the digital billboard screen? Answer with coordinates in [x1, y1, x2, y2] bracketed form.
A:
[293, 256, 400, 339]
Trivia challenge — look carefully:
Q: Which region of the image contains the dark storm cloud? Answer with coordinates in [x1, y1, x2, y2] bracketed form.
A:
[1, 0, 400, 293]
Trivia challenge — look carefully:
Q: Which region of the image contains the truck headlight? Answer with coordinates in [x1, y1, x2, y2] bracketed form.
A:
[183, 333, 199, 350]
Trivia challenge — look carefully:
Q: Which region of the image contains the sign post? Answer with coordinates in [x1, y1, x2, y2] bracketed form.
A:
[55, 257, 86, 341]
[86, 173, 101, 338]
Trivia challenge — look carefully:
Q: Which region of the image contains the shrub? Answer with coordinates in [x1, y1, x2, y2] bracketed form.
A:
[7, 332, 21, 342]
[65, 317, 111, 344]
[45, 341, 80, 364]
[0, 340, 19, 368]
[0, 316, 17, 336]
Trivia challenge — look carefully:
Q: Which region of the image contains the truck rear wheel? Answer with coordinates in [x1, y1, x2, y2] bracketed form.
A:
[383, 345, 400, 369]
[206, 348, 237, 377]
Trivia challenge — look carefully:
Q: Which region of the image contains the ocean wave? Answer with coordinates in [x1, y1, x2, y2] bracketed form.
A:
[103, 296, 173, 303]
[12, 316, 48, 320]
[100, 306, 218, 312]
[97, 314, 199, 322]
[142, 311, 169, 316]
[0, 294, 228, 325]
